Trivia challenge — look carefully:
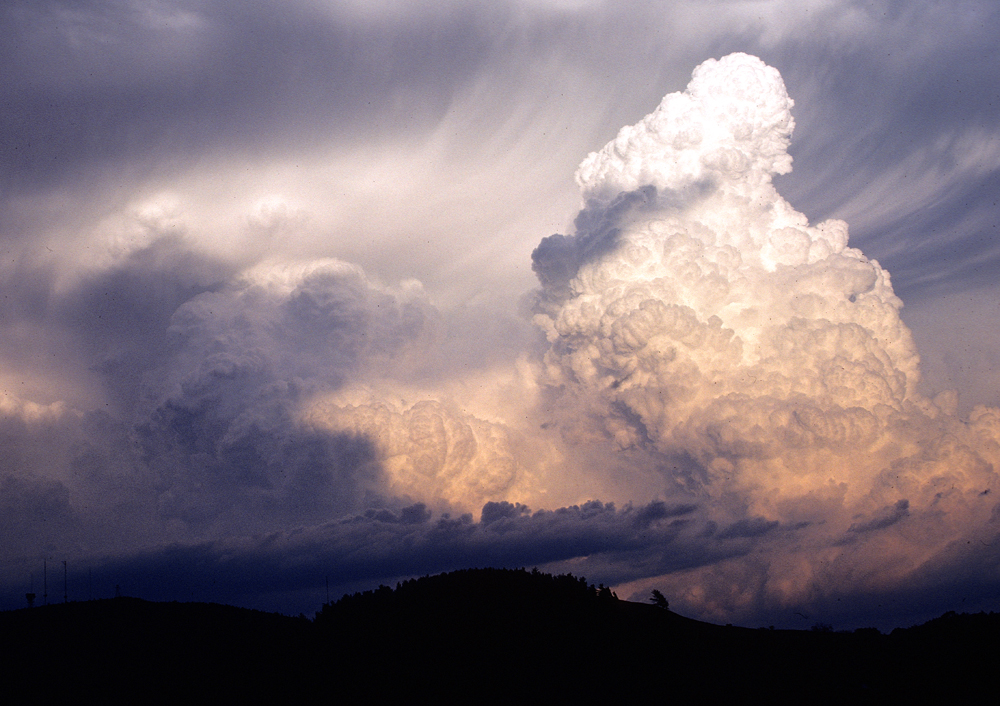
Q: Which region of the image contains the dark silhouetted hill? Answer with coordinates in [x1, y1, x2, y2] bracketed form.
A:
[2, 568, 998, 703]
[0, 597, 315, 703]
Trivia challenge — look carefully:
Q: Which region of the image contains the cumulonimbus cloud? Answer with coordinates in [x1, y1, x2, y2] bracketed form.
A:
[3, 37, 1000, 630]
[529, 53, 1000, 622]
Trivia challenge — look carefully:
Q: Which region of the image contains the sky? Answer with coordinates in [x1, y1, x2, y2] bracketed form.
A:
[2, 0, 1000, 631]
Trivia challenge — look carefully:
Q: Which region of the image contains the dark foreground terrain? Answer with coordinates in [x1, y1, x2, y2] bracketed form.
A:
[2, 568, 997, 703]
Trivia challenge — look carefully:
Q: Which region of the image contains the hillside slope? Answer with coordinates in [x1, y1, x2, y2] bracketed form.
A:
[2, 568, 997, 702]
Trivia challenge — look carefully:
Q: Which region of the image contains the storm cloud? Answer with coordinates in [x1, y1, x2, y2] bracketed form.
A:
[2, 1, 1000, 630]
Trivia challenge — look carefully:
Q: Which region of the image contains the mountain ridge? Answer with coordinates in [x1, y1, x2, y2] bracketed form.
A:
[2, 568, 996, 702]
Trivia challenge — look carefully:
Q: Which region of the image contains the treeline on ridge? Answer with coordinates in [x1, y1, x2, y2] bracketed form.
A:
[316, 566, 619, 624]
[3, 567, 1000, 701]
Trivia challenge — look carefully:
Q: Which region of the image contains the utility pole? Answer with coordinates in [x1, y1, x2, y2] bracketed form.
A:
[25, 571, 35, 608]
[43, 560, 48, 605]
[63, 560, 68, 603]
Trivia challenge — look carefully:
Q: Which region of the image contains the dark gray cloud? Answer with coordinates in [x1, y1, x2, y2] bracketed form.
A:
[0, 239, 441, 593]
[129, 256, 438, 534]
[2, 498, 722, 614]
[0, 0, 501, 192]
[0, 474, 80, 561]
[847, 499, 911, 535]
[25, 493, 987, 630]
[531, 186, 658, 304]
[55, 238, 233, 414]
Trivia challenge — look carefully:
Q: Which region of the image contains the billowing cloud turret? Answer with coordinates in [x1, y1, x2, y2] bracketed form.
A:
[531, 55, 1000, 613]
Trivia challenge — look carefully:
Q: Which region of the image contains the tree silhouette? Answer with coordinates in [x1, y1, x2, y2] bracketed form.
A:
[649, 589, 669, 610]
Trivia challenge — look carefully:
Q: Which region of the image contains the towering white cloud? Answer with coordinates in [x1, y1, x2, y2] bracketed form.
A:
[531, 53, 1000, 621]
[576, 53, 795, 205]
